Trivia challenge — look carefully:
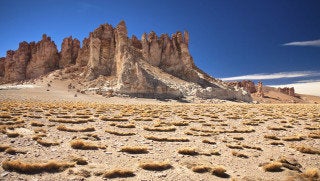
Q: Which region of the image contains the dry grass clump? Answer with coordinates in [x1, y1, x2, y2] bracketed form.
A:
[191, 165, 212, 173]
[115, 123, 135, 128]
[2, 160, 74, 173]
[201, 150, 221, 156]
[308, 131, 320, 139]
[139, 161, 172, 171]
[103, 169, 135, 178]
[202, 139, 216, 145]
[6, 132, 20, 138]
[105, 129, 136, 136]
[4, 147, 27, 155]
[100, 117, 128, 122]
[143, 126, 176, 132]
[264, 135, 280, 140]
[36, 138, 59, 147]
[0, 144, 11, 151]
[189, 164, 229, 177]
[233, 136, 244, 140]
[145, 135, 189, 142]
[30, 121, 44, 127]
[70, 140, 101, 150]
[231, 151, 249, 158]
[282, 135, 304, 141]
[301, 168, 319, 179]
[171, 121, 189, 126]
[49, 118, 88, 124]
[270, 141, 285, 146]
[262, 162, 283, 172]
[211, 166, 229, 178]
[120, 146, 148, 154]
[267, 126, 286, 131]
[57, 125, 95, 132]
[178, 148, 199, 155]
[227, 144, 243, 149]
[242, 144, 262, 151]
[294, 145, 320, 154]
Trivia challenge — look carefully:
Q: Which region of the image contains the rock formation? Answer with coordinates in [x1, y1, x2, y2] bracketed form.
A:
[0, 34, 59, 82]
[59, 36, 80, 68]
[257, 81, 264, 97]
[26, 34, 59, 79]
[0, 20, 252, 102]
[0, 57, 5, 77]
[227, 80, 256, 93]
[278, 87, 295, 96]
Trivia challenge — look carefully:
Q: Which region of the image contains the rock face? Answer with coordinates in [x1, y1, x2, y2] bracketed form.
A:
[278, 87, 295, 96]
[0, 57, 5, 77]
[26, 34, 59, 79]
[59, 36, 80, 68]
[0, 20, 252, 102]
[227, 80, 256, 93]
[0, 34, 59, 82]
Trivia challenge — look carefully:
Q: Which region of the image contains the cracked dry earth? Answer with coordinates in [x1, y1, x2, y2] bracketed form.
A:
[0, 101, 319, 181]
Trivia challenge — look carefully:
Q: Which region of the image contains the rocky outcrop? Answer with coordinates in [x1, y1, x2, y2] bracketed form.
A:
[0, 34, 59, 82]
[227, 80, 256, 93]
[278, 87, 295, 96]
[26, 34, 59, 79]
[59, 36, 80, 68]
[0, 20, 252, 102]
[257, 81, 264, 97]
[4, 41, 30, 82]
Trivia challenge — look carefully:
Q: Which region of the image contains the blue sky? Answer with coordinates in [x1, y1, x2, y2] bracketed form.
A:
[1, 0, 320, 95]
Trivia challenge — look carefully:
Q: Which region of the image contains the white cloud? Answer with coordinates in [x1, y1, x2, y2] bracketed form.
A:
[268, 81, 320, 97]
[283, 39, 320, 47]
[220, 71, 320, 81]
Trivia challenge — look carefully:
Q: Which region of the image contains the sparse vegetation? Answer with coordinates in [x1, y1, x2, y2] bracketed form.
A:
[103, 169, 135, 178]
[120, 146, 148, 154]
[202, 139, 216, 145]
[0, 101, 319, 180]
[70, 140, 101, 150]
[178, 148, 199, 155]
[262, 162, 283, 172]
[105, 129, 136, 136]
[231, 151, 249, 158]
[2, 160, 74, 173]
[139, 161, 172, 171]
[145, 135, 189, 142]
[57, 125, 95, 132]
[294, 145, 320, 154]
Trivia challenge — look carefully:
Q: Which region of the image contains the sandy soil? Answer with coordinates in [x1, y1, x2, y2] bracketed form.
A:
[0, 79, 319, 181]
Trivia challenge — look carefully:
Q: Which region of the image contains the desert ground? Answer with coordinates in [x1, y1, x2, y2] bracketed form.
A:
[0, 80, 319, 181]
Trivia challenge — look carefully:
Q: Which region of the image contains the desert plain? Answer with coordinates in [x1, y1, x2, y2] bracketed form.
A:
[0, 79, 319, 181]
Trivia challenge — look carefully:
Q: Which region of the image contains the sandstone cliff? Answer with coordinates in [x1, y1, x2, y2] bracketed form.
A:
[0, 21, 252, 102]
[59, 36, 80, 68]
[0, 34, 59, 82]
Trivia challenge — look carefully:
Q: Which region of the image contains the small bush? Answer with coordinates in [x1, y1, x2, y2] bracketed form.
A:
[103, 169, 135, 178]
[139, 161, 172, 171]
[2, 160, 74, 174]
